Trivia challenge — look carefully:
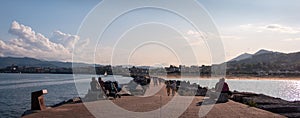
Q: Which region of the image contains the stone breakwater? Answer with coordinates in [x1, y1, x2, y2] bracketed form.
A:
[22, 87, 285, 118]
[231, 91, 300, 118]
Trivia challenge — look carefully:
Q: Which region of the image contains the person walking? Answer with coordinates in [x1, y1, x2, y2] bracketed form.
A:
[171, 81, 177, 96]
[166, 81, 171, 96]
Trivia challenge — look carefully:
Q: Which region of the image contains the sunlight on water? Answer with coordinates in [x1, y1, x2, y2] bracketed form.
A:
[168, 77, 300, 101]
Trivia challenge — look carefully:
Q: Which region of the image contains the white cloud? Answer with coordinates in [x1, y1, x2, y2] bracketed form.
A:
[239, 24, 254, 29]
[0, 21, 82, 61]
[282, 38, 300, 41]
[184, 30, 207, 46]
[264, 24, 300, 34]
[239, 23, 300, 34]
[186, 30, 206, 38]
[51, 30, 80, 52]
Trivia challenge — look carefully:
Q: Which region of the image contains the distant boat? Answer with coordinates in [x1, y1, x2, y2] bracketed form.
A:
[104, 71, 108, 77]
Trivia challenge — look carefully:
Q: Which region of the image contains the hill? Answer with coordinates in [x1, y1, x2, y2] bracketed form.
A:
[229, 53, 252, 62]
[0, 57, 88, 68]
[227, 49, 300, 75]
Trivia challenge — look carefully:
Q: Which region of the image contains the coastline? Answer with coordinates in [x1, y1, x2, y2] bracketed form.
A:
[226, 75, 300, 80]
[2, 72, 300, 80]
[163, 75, 300, 80]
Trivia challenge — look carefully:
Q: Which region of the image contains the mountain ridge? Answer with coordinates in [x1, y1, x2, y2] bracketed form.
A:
[229, 49, 285, 62]
[227, 49, 300, 72]
[0, 56, 91, 68]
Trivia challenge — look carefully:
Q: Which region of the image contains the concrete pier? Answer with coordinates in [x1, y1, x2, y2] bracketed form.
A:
[23, 86, 285, 118]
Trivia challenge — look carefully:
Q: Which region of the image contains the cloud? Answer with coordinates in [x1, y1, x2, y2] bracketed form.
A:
[239, 23, 300, 34]
[184, 30, 207, 46]
[0, 21, 82, 61]
[264, 24, 300, 34]
[186, 30, 206, 38]
[282, 38, 300, 41]
[51, 30, 80, 51]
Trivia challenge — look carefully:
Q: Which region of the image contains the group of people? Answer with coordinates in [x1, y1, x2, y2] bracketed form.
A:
[91, 76, 231, 101]
[90, 77, 106, 92]
[164, 78, 232, 101]
[90, 77, 121, 98]
[165, 80, 177, 96]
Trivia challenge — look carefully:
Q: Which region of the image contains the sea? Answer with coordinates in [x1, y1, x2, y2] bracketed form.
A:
[0, 73, 299, 117]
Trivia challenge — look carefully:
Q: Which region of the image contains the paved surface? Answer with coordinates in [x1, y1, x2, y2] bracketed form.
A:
[23, 84, 285, 118]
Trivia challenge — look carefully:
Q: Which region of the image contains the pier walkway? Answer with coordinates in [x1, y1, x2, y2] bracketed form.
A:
[23, 84, 285, 118]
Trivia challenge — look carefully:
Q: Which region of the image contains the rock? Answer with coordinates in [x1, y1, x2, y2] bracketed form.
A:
[230, 92, 300, 118]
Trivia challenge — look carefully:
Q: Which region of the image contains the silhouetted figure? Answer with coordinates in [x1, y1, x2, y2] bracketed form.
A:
[176, 81, 181, 92]
[215, 78, 231, 95]
[104, 81, 121, 99]
[171, 81, 177, 96]
[98, 77, 104, 87]
[90, 77, 100, 91]
[113, 81, 122, 92]
[208, 78, 231, 103]
[166, 81, 171, 96]
[98, 77, 106, 94]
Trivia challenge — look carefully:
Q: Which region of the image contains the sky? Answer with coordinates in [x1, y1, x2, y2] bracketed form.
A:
[0, 0, 300, 66]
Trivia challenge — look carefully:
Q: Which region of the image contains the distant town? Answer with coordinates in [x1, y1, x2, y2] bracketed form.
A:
[1, 49, 300, 77]
[1, 63, 300, 77]
[0, 64, 210, 76]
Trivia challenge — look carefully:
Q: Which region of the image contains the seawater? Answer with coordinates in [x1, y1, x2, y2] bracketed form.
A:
[168, 77, 300, 102]
[0, 73, 299, 117]
[0, 73, 132, 118]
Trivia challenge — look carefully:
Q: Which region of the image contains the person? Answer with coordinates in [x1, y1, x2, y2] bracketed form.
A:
[98, 77, 106, 94]
[90, 77, 100, 91]
[215, 78, 231, 95]
[98, 77, 105, 89]
[106, 81, 117, 93]
[209, 78, 231, 103]
[171, 80, 177, 96]
[104, 81, 120, 98]
[176, 81, 181, 92]
[165, 81, 171, 96]
[98, 77, 104, 86]
[113, 81, 122, 92]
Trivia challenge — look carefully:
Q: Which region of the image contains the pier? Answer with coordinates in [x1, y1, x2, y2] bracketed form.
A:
[22, 85, 285, 118]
